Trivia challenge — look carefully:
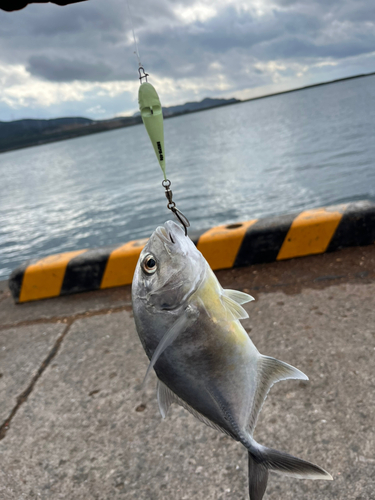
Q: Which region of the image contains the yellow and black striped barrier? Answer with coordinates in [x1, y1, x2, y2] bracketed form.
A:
[9, 200, 375, 303]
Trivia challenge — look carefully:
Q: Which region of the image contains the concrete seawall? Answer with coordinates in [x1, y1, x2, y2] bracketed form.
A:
[8, 200, 375, 303]
[0, 244, 374, 499]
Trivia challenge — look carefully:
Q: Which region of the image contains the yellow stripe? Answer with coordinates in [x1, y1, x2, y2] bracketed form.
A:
[277, 207, 345, 261]
[197, 220, 257, 270]
[19, 250, 86, 302]
[100, 238, 148, 289]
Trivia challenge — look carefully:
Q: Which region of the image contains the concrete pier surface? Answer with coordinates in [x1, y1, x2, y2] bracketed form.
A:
[0, 245, 374, 499]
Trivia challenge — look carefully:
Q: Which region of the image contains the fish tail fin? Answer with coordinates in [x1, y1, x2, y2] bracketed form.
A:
[247, 442, 332, 500]
[247, 452, 269, 500]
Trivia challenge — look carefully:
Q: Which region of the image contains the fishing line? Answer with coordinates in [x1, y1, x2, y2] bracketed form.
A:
[126, 0, 142, 68]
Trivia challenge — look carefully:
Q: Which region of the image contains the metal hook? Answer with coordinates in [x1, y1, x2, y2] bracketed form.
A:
[138, 66, 149, 83]
[171, 207, 190, 236]
[162, 179, 190, 236]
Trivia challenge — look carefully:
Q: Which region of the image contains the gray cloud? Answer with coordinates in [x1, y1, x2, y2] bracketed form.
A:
[0, 0, 375, 120]
[0, 0, 183, 77]
[27, 55, 134, 81]
[140, 7, 324, 72]
[2, 0, 374, 81]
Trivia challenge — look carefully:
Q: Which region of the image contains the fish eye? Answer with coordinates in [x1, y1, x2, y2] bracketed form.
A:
[142, 254, 157, 274]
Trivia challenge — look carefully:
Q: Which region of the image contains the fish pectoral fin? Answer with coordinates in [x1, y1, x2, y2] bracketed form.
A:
[223, 288, 254, 304]
[142, 306, 199, 387]
[248, 356, 308, 435]
[220, 293, 249, 321]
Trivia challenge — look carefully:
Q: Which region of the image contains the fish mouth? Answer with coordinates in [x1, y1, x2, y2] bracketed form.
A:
[155, 226, 175, 244]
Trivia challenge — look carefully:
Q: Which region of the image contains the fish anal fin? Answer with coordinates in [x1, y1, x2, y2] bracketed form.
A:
[221, 293, 249, 321]
[248, 356, 308, 434]
[157, 379, 174, 418]
[156, 380, 232, 437]
[223, 289, 254, 304]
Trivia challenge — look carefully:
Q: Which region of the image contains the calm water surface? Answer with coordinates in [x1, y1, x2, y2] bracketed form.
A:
[1, 75, 375, 279]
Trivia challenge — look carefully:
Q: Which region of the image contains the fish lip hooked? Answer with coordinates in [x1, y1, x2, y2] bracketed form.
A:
[155, 226, 171, 244]
[156, 224, 176, 245]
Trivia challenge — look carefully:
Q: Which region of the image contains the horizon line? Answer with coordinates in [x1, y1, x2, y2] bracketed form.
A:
[2, 70, 375, 124]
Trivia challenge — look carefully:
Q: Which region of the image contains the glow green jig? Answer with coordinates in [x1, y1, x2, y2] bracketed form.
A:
[138, 79, 166, 180]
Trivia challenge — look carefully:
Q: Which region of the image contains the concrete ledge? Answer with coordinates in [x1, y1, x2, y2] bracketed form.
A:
[9, 200, 375, 303]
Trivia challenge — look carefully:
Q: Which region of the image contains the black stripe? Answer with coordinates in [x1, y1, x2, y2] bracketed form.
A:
[8, 261, 29, 302]
[328, 201, 375, 251]
[234, 213, 296, 267]
[61, 246, 117, 295]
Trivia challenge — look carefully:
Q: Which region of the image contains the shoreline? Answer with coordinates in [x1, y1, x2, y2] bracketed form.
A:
[1, 71, 374, 155]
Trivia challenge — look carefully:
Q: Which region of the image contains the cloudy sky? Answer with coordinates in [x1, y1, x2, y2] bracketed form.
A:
[0, 0, 375, 121]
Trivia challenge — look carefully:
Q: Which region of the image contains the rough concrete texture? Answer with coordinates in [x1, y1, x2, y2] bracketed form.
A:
[0, 323, 65, 423]
[0, 285, 131, 329]
[0, 246, 374, 499]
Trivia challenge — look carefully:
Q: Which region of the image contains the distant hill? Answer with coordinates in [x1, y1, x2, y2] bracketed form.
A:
[0, 115, 142, 153]
[133, 97, 240, 117]
[162, 97, 240, 116]
[0, 117, 93, 140]
[0, 96, 240, 153]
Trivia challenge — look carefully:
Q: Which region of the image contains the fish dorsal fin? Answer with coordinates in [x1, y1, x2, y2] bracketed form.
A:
[220, 293, 249, 321]
[223, 289, 254, 304]
[156, 379, 232, 437]
[247, 355, 308, 435]
[143, 306, 198, 387]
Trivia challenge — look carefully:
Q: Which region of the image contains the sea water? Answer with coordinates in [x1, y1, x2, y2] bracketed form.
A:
[1, 75, 374, 279]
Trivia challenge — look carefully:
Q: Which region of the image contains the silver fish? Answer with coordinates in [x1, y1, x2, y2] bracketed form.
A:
[132, 220, 332, 499]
